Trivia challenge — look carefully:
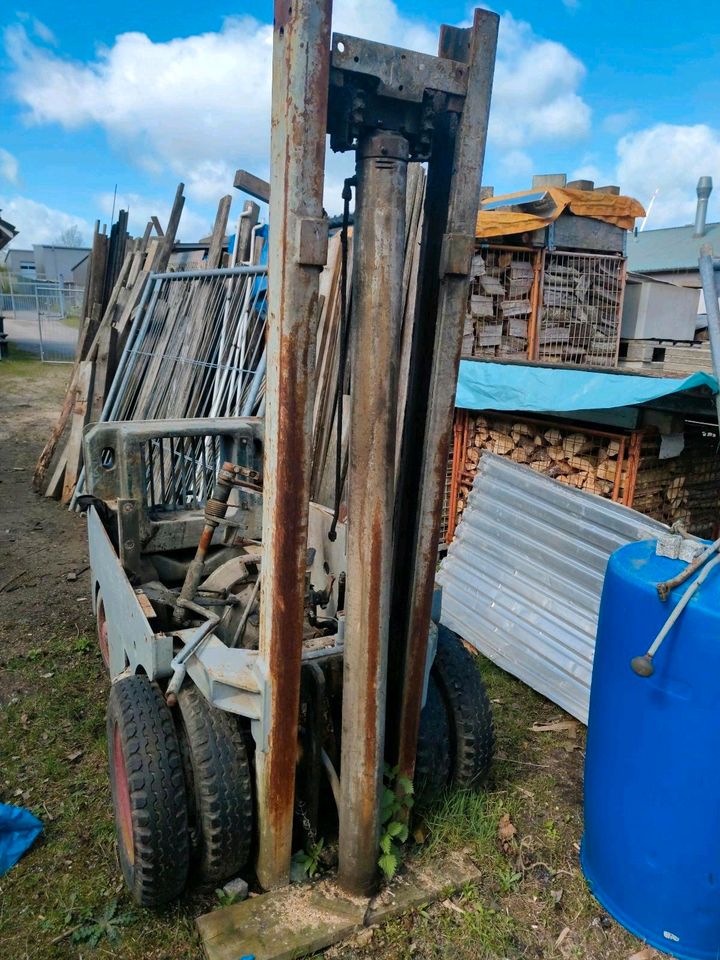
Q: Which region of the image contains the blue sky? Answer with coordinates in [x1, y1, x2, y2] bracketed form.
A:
[1, 0, 719, 248]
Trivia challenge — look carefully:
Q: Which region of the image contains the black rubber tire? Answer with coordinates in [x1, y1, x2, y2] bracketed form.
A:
[415, 674, 451, 806]
[107, 675, 189, 907]
[176, 685, 254, 883]
[432, 624, 494, 789]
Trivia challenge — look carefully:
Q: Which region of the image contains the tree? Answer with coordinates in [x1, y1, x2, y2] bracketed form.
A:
[56, 225, 85, 247]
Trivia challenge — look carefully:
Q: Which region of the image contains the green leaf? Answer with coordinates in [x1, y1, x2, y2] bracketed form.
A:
[397, 775, 414, 795]
[379, 834, 393, 854]
[378, 852, 398, 880]
[396, 824, 409, 843]
[386, 820, 404, 838]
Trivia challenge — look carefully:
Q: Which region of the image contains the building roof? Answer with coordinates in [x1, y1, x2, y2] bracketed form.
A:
[626, 221, 720, 273]
[0, 216, 19, 253]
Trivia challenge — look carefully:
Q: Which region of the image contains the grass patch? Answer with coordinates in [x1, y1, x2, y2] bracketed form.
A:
[0, 629, 208, 959]
[0, 557, 648, 960]
[0, 341, 41, 372]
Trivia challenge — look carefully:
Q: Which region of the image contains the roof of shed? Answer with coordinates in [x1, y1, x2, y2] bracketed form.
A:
[627, 221, 720, 273]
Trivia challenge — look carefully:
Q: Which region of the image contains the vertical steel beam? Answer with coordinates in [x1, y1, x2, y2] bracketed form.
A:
[338, 131, 409, 895]
[388, 10, 499, 778]
[255, 0, 331, 891]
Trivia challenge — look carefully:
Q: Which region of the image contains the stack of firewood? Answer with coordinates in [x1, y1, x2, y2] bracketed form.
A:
[465, 249, 535, 359]
[455, 413, 625, 523]
[537, 255, 623, 366]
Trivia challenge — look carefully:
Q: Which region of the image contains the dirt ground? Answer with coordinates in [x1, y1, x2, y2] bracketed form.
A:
[0, 354, 664, 960]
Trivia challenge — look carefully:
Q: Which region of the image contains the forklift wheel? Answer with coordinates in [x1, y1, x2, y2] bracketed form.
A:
[176, 685, 254, 883]
[432, 625, 494, 789]
[107, 675, 189, 907]
[415, 674, 451, 806]
[96, 590, 110, 670]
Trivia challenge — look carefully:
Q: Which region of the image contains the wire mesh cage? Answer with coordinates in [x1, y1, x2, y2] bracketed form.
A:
[464, 246, 540, 359]
[537, 251, 625, 367]
[631, 422, 720, 538]
[444, 410, 638, 541]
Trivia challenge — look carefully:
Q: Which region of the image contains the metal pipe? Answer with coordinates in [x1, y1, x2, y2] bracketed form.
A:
[150, 265, 266, 281]
[632, 552, 720, 676]
[321, 748, 341, 810]
[165, 603, 221, 704]
[241, 350, 267, 417]
[338, 130, 409, 896]
[231, 574, 261, 648]
[698, 246, 720, 430]
[657, 536, 720, 601]
[694, 176, 713, 238]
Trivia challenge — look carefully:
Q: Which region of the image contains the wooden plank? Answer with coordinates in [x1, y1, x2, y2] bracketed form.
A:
[233, 168, 270, 204]
[207, 195, 232, 268]
[44, 448, 68, 500]
[154, 182, 186, 272]
[33, 367, 78, 491]
[60, 361, 94, 503]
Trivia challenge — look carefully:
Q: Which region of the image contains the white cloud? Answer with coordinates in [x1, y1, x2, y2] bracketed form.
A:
[615, 123, 720, 227]
[4, 6, 591, 212]
[490, 15, 590, 150]
[601, 109, 639, 136]
[0, 148, 19, 185]
[16, 12, 58, 46]
[500, 149, 534, 179]
[0, 194, 93, 247]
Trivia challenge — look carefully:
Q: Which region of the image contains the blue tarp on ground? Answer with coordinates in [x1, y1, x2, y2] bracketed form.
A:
[0, 803, 42, 875]
[455, 361, 718, 413]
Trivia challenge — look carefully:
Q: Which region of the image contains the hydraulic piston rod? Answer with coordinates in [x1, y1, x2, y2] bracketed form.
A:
[338, 130, 409, 895]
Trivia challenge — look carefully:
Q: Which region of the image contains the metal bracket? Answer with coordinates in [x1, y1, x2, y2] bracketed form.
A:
[328, 33, 470, 159]
[117, 498, 143, 577]
[296, 217, 329, 266]
[439, 233, 475, 277]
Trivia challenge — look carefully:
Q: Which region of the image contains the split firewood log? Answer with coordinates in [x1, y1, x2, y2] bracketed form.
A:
[563, 432, 593, 456]
[544, 428, 562, 446]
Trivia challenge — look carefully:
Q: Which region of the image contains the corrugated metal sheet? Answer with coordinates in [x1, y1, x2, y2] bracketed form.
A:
[437, 454, 668, 722]
[626, 221, 720, 273]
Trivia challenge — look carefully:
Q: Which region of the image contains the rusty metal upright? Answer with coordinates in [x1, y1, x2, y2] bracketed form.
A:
[327, 14, 499, 895]
[255, 0, 331, 890]
[388, 11, 499, 782]
[338, 129, 409, 893]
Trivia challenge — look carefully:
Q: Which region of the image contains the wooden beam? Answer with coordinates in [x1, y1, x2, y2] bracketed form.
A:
[234, 169, 270, 204]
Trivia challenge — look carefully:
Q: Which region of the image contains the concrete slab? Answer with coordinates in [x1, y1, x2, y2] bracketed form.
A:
[197, 854, 482, 960]
[365, 853, 482, 926]
[197, 880, 367, 960]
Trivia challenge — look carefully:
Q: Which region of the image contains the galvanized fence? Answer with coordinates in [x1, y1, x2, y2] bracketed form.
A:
[0, 278, 84, 362]
[71, 265, 267, 504]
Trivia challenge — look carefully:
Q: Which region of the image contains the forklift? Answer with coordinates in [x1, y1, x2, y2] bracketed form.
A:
[83, 0, 499, 908]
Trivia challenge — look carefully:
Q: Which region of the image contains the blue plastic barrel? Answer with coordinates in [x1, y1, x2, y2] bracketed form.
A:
[582, 538, 720, 960]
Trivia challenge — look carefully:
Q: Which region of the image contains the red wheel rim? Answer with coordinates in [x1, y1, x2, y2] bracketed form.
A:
[113, 723, 134, 865]
[97, 595, 110, 668]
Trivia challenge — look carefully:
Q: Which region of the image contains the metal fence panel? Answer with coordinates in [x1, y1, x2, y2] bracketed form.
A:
[437, 452, 668, 722]
[0, 279, 83, 362]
